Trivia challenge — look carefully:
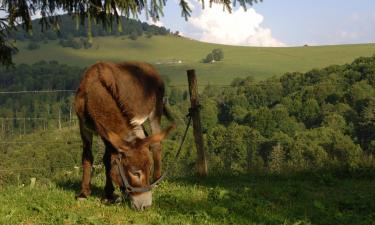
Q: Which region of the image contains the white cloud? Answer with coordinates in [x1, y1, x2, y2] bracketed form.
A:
[148, 20, 164, 27]
[146, 18, 164, 27]
[188, 6, 285, 47]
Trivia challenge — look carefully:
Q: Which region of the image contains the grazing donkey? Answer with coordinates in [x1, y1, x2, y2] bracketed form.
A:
[74, 61, 174, 210]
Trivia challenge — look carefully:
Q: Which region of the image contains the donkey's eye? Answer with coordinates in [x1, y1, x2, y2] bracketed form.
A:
[130, 170, 142, 178]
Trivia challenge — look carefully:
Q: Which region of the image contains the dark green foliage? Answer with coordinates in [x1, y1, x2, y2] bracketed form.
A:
[203, 53, 214, 63]
[212, 48, 224, 61]
[205, 55, 375, 172]
[27, 41, 40, 50]
[59, 37, 83, 49]
[129, 31, 139, 40]
[58, 37, 92, 49]
[145, 32, 153, 39]
[203, 49, 224, 63]
[207, 123, 249, 171]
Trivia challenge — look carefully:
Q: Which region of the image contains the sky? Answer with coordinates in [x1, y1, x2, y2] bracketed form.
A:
[1, 0, 374, 47]
[143, 0, 375, 46]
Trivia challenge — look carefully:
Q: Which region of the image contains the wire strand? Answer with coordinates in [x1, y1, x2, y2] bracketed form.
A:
[0, 89, 76, 94]
[0, 83, 349, 94]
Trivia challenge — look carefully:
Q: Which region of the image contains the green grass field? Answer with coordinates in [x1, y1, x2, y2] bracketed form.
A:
[13, 36, 375, 85]
[1, 172, 374, 225]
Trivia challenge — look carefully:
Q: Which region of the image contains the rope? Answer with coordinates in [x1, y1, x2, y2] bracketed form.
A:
[157, 109, 193, 177]
[172, 113, 192, 164]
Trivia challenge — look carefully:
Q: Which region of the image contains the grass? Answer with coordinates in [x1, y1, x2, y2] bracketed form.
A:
[1, 171, 374, 225]
[12, 36, 375, 85]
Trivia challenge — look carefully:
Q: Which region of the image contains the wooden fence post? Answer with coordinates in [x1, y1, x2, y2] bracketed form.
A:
[187, 69, 208, 177]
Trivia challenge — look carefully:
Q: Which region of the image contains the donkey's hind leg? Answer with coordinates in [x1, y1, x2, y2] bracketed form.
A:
[76, 122, 94, 199]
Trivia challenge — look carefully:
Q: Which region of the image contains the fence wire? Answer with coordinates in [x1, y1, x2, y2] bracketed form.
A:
[0, 83, 349, 95]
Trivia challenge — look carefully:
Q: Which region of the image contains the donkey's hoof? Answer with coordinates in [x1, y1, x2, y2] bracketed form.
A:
[102, 194, 122, 204]
[75, 192, 88, 201]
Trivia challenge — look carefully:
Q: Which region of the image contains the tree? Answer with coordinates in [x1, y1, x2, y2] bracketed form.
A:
[300, 98, 322, 128]
[203, 49, 224, 63]
[0, 0, 262, 66]
[207, 123, 249, 172]
[203, 53, 214, 63]
[269, 143, 285, 173]
[212, 48, 224, 61]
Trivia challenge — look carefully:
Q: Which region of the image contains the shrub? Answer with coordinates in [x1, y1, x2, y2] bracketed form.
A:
[145, 32, 153, 39]
[27, 42, 40, 50]
[59, 37, 83, 49]
[129, 31, 138, 40]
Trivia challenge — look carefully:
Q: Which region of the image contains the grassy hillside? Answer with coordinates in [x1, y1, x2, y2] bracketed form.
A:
[13, 36, 375, 85]
[1, 172, 374, 225]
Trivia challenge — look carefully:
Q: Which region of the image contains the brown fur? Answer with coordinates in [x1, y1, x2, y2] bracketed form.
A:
[74, 61, 173, 200]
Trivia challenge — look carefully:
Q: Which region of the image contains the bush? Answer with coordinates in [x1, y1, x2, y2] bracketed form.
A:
[59, 37, 82, 49]
[80, 38, 92, 49]
[145, 32, 153, 39]
[129, 31, 139, 40]
[27, 42, 40, 50]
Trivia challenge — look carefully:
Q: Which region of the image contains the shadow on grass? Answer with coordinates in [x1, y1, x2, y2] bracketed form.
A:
[171, 167, 375, 190]
[160, 169, 375, 225]
[55, 179, 104, 199]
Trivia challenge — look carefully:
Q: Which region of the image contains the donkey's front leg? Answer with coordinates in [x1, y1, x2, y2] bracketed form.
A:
[150, 116, 162, 180]
[102, 141, 116, 202]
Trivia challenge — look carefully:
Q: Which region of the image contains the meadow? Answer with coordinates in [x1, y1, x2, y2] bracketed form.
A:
[12, 35, 375, 85]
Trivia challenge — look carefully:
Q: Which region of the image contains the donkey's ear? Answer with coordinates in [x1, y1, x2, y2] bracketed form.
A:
[141, 124, 176, 146]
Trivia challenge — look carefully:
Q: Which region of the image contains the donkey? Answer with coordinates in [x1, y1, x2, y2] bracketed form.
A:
[74, 61, 175, 210]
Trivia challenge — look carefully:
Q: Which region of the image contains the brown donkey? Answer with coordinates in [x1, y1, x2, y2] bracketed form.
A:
[74, 61, 175, 210]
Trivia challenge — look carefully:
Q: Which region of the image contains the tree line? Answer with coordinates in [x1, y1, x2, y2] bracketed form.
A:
[10, 15, 171, 50]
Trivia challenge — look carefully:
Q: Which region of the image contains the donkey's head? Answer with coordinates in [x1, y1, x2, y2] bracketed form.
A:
[107, 124, 175, 210]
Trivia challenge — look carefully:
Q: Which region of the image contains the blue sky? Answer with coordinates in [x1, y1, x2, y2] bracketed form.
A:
[144, 0, 375, 46]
